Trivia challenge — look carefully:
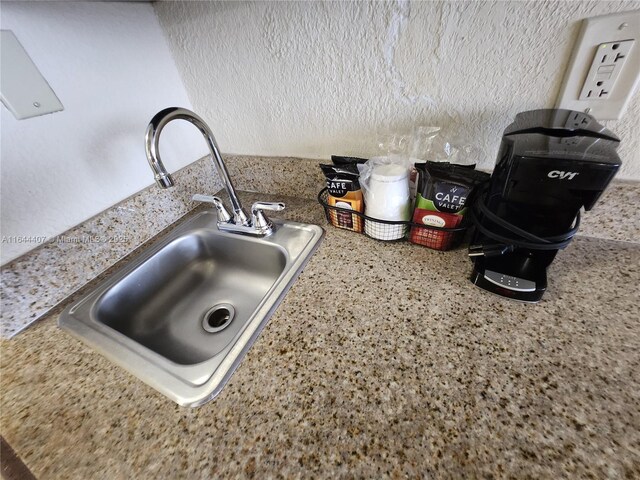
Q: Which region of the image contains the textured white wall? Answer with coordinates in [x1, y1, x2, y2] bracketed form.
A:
[155, 0, 640, 179]
[1, 2, 207, 265]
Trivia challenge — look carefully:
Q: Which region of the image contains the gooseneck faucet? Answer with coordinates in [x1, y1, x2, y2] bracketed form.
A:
[145, 107, 250, 226]
[145, 107, 284, 236]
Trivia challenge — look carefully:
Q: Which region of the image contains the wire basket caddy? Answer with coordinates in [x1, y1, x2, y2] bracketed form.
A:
[317, 188, 469, 251]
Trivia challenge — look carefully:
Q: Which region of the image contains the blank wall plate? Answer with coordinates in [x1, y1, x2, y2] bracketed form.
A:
[556, 10, 640, 120]
[1, 30, 64, 120]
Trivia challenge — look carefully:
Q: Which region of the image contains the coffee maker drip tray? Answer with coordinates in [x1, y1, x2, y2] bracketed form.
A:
[483, 270, 536, 293]
[470, 252, 550, 303]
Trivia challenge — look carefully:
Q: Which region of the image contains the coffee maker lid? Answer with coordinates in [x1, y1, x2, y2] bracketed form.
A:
[504, 109, 620, 142]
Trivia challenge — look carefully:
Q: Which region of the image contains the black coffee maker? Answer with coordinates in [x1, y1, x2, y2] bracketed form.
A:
[469, 109, 621, 302]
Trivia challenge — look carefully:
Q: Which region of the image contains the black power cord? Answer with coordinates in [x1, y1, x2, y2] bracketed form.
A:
[468, 183, 580, 257]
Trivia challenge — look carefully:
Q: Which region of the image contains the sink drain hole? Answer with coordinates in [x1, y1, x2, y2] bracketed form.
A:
[202, 304, 235, 333]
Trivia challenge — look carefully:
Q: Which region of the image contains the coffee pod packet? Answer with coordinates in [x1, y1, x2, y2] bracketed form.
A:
[320, 164, 364, 233]
[331, 155, 368, 167]
[409, 161, 489, 250]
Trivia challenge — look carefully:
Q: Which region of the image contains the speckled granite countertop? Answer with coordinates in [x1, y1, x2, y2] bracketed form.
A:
[1, 192, 639, 479]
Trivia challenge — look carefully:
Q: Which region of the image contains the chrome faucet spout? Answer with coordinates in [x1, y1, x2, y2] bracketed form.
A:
[144, 107, 250, 226]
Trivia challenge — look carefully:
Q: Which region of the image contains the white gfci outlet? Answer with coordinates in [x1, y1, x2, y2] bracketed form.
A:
[556, 10, 640, 120]
[579, 40, 634, 100]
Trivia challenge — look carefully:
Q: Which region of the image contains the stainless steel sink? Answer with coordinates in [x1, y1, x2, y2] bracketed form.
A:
[59, 210, 323, 406]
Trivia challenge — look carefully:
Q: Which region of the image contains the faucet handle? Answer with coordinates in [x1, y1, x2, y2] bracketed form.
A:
[192, 194, 232, 222]
[251, 201, 286, 214]
[251, 201, 285, 232]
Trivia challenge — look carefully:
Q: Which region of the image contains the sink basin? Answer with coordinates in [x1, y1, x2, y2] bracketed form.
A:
[59, 210, 324, 406]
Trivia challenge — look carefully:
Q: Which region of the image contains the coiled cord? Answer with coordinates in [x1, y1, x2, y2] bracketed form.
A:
[468, 183, 580, 257]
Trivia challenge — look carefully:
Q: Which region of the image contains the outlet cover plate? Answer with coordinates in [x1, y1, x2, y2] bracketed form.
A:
[556, 10, 640, 120]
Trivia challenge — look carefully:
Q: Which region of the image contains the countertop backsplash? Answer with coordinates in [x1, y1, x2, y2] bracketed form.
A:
[1, 154, 638, 338]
